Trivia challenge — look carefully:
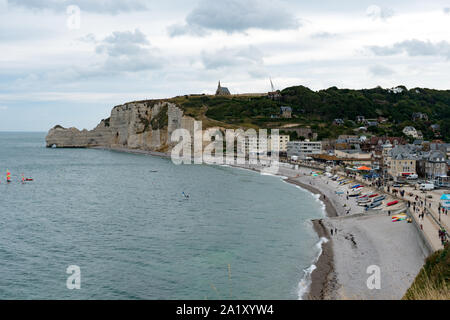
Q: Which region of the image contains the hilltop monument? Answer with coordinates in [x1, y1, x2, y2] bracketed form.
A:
[215, 81, 231, 96]
[268, 78, 281, 100]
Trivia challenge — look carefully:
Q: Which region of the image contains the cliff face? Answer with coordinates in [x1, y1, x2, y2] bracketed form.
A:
[46, 101, 195, 152]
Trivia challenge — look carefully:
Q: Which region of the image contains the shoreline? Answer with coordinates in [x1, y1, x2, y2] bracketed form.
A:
[283, 178, 337, 300]
[88, 146, 340, 300]
[84, 146, 424, 300]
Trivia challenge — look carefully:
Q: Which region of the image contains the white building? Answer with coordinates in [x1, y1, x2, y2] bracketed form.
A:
[242, 134, 290, 155]
[403, 126, 422, 139]
[287, 140, 322, 159]
[270, 135, 290, 153]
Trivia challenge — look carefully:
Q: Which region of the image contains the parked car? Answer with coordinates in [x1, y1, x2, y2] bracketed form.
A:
[406, 174, 418, 180]
[419, 183, 435, 191]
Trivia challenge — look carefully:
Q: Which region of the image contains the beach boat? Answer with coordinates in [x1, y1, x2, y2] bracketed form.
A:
[368, 193, 379, 198]
[354, 185, 364, 189]
[387, 200, 399, 207]
[373, 195, 386, 202]
[358, 199, 371, 205]
[357, 193, 368, 197]
[349, 189, 362, 197]
[366, 200, 382, 209]
[351, 184, 360, 189]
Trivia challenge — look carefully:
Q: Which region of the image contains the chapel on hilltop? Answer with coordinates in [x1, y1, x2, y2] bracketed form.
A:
[215, 81, 231, 96]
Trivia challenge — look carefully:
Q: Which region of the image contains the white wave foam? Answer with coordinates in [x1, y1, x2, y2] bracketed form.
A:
[297, 237, 329, 300]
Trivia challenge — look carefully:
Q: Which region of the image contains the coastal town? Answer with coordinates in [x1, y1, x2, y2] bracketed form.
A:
[210, 81, 450, 298]
[44, 80, 450, 300]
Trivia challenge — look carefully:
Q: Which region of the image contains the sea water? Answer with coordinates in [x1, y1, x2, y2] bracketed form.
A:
[0, 132, 325, 299]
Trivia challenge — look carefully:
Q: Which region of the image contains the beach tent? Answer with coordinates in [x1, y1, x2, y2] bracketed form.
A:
[357, 166, 371, 171]
[441, 194, 450, 209]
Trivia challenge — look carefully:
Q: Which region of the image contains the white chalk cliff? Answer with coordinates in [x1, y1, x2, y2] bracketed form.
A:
[46, 100, 195, 152]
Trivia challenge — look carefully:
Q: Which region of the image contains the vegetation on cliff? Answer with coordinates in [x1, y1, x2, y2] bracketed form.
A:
[403, 244, 449, 300]
[150, 104, 168, 130]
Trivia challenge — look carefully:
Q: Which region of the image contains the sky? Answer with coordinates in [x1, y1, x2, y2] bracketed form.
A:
[1, 0, 450, 131]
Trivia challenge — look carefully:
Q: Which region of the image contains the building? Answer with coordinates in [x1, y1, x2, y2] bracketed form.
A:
[270, 135, 290, 153]
[430, 124, 440, 132]
[387, 145, 418, 179]
[334, 149, 372, 161]
[215, 81, 231, 96]
[280, 127, 317, 141]
[356, 115, 365, 123]
[268, 91, 281, 100]
[417, 151, 448, 179]
[268, 78, 282, 101]
[280, 106, 292, 118]
[240, 134, 290, 155]
[403, 126, 422, 139]
[287, 140, 322, 159]
[366, 121, 378, 127]
[412, 112, 429, 122]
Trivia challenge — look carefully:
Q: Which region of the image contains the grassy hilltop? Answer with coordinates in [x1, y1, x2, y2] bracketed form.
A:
[168, 85, 450, 142]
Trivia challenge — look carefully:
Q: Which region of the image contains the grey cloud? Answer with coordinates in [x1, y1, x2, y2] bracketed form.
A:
[7, 0, 148, 14]
[41, 29, 163, 82]
[201, 46, 266, 78]
[167, 23, 208, 37]
[369, 39, 450, 59]
[202, 46, 263, 69]
[168, 0, 300, 37]
[95, 29, 163, 71]
[369, 65, 395, 76]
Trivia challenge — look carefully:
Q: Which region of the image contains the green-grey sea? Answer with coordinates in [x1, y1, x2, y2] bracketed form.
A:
[0, 132, 325, 299]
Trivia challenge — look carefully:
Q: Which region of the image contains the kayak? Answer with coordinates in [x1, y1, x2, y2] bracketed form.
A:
[387, 200, 399, 207]
[368, 194, 379, 198]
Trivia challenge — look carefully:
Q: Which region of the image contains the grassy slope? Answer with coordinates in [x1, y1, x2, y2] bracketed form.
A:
[403, 244, 449, 300]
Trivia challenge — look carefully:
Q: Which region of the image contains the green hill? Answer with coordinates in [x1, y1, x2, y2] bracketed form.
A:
[403, 244, 449, 300]
[173, 85, 450, 142]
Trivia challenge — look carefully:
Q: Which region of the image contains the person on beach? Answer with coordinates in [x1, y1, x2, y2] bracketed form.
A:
[330, 229, 334, 236]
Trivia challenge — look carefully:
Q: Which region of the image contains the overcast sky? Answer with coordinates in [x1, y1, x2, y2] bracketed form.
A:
[1, 0, 450, 131]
